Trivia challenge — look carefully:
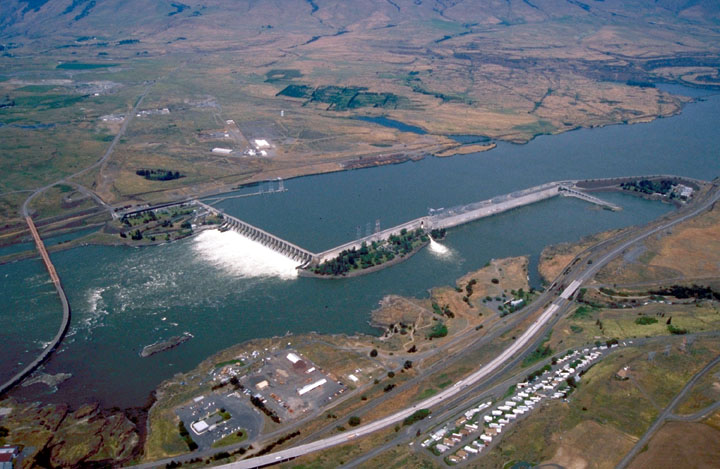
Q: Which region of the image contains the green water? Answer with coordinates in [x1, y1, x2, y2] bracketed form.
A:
[1, 90, 718, 408]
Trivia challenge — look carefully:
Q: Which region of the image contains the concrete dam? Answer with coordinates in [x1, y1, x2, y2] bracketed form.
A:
[199, 180, 622, 267]
[196, 201, 315, 265]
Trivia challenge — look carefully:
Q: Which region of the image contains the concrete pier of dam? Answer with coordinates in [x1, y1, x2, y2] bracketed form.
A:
[196, 201, 315, 265]
[196, 179, 627, 267]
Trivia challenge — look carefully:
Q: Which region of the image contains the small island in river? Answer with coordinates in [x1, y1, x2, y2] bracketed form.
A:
[140, 332, 193, 358]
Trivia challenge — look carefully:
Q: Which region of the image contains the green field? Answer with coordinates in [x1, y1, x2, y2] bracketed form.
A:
[56, 62, 120, 69]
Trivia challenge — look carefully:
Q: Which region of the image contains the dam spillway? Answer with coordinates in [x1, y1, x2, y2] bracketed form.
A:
[196, 201, 314, 266]
[197, 178, 634, 266]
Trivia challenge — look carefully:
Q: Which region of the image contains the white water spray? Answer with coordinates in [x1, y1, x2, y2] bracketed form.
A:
[193, 229, 300, 280]
[429, 237, 451, 257]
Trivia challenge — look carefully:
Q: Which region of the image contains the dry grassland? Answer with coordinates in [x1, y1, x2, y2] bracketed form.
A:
[476, 338, 720, 468]
[2, 0, 719, 224]
[597, 204, 720, 285]
[628, 421, 720, 469]
[538, 229, 622, 283]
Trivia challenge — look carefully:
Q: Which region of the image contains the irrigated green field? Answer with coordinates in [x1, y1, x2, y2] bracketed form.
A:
[2, 0, 719, 228]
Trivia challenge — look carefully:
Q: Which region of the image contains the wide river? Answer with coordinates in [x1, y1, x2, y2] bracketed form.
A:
[1, 86, 718, 408]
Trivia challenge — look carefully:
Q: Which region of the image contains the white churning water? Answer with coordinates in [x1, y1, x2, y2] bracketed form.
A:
[428, 237, 451, 257]
[192, 229, 301, 280]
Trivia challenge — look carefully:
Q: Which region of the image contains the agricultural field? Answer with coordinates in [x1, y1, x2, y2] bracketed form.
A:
[549, 296, 720, 352]
[2, 0, 719, 227]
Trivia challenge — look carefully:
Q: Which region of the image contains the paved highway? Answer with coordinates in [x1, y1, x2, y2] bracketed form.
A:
[212, 181, 720, 469]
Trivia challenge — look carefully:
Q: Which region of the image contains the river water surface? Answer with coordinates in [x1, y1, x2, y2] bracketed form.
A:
[1, 87, 718, 408]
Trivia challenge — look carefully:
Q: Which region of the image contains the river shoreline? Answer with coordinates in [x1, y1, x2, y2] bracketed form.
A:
[0, 90, 701, 261]
[298, 240, 430, 279]
[1, 92, 693, 249]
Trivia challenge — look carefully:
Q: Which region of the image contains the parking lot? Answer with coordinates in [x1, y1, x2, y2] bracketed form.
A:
[176, 392, 264, 450]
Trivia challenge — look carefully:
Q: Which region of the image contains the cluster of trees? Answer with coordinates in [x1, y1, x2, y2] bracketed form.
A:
[314, 228, 428, 276]
[178, 421, 198, 451]
[123, 211, 157, 226]
[136, 168, 184, 181]
[650, 284, 720, 301]
[526, 364, 553, 382]
[668, 323, 688, 335]
[635, 316, 658, 325]
[431, 301, 454, 318]
[218, 408, 231, 421]
[256, 430, 300, 457]
[403, 409, 430, 426]
[250, 396, 281, 423]
[427, 322, 448, 339]
[522, 344, 553, 367]
[621, 179, 676, 197]
[465, 278, 477, 296]
[430, 228, 446, 240]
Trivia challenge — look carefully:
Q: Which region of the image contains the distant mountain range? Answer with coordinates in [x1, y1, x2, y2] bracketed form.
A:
[2, 0, 719, 46]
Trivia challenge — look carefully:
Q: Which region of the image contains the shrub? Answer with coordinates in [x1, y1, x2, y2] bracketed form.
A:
[348, 416, 361, 427]
[668, 324, 688, 335]
[427, 322, 448, 339]
[635, 316, 658, 325]
[403, 409, 430, 426]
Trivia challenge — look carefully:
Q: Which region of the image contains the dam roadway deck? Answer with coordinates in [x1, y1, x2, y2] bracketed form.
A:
[0, 217, 71, 397]
[196, 180, 623, 266]
[315, 181, 619, 264]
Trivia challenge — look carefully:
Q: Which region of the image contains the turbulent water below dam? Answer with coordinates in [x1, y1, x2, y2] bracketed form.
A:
[1, 86, 719, 408]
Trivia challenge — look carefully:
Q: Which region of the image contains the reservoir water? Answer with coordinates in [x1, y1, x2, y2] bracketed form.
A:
[1, 89, 718, 409]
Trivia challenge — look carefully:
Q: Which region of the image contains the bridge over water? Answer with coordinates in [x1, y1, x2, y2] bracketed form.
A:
[0, 217, 71, 397]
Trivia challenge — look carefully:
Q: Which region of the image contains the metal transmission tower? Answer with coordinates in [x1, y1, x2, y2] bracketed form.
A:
[374, 219, 381, 234]
[277, 177, 285, 192]
[365, 222, 372, 237]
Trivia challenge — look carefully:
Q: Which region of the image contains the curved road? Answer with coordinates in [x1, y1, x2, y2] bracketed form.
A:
[1, 84, 153, 397]
[0, 217, 71, 396]
[211, 182, 720, 467]
[21, 84, 152, 219]
[616, 352, 720, 469]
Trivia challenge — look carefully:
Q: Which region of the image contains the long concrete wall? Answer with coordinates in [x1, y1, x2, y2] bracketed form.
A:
[429, 185, 561, 230]
[197, 201, 314, 265]
[0, 217, 71, 397]
[197, 179, 626, 267]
